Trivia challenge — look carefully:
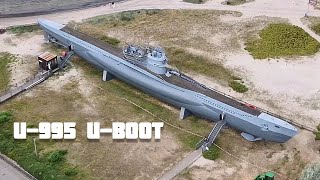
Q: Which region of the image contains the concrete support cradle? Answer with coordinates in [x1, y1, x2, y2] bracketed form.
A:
[179, 107, 191, 120]
[102, 70, 114, 81]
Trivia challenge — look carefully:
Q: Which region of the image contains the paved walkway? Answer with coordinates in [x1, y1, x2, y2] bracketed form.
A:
[158, 149, 202, 180]
[0, 0, 123, 18]
[0, 158, 30, 180]
[1, 0, 320, 29]
[1, 0, 319, 43]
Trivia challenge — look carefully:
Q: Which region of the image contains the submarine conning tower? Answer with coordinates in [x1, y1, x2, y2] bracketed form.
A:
[145, 47, 168, 74]
[123, 44, 168, 75]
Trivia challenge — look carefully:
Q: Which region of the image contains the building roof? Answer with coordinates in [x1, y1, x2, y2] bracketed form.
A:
[38, 52, 57, 61]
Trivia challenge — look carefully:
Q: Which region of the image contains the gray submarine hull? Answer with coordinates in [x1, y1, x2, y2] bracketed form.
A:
[38, 19, 298, 143]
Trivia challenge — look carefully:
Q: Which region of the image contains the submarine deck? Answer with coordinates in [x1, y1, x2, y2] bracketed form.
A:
[61, 26, 262, 116]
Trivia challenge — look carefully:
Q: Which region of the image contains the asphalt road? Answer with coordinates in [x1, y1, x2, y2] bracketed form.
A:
[0, 158, 29, 180]
[0, 0, 123, 18]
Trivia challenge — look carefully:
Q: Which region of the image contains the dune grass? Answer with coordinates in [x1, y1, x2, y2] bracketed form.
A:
[311, 23, 320, 35]
[0, 53, 15, 92]
[166, 48, 248, 93]
[245, 23, 320, 59]
[79, 10, 248, 93]
[7, 24, 41, 35]
[301, 16, 320, 36]
[315, 124, 320, 140]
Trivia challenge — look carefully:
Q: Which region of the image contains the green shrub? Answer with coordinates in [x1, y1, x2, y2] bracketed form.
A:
[245, 23, 320, 59]
[183, 0, 206, 4]
[203, 145, 220, 160]
[48, 150, 68, 163]
[225, 0, 247, 6]
[315, 124, 320, 140]
[315, 132, 320, 140]
[228, 81, 248, 93]
[0, 111, 12, 124]
[64, 167, 79, 176]
[301, 163, 320, 180]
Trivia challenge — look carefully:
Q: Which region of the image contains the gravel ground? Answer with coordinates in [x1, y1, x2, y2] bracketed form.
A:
[0, 0, 123, 18]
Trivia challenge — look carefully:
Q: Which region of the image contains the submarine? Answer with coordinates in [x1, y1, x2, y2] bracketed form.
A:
[38, 19, 298, 143]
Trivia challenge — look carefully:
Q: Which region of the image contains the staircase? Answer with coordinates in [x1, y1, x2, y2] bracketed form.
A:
[207, 120, 226, 143]
[197, 119, 226, 151]
[59, 51, 75, 69]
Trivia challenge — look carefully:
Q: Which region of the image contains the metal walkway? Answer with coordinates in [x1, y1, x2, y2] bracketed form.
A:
[0, 71, 52, 103]
[0, 51, 74, 104]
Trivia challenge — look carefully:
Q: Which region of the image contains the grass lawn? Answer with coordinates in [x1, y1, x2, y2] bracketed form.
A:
[0, 111, 84, 180]
[74, 59, 222, 157]
[203, 145, 220, 160]
[245, 23, 320, 59]
[75, 59, 213, 150]
[0, 54, 219, 179]
[0, 53, 15, 92]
